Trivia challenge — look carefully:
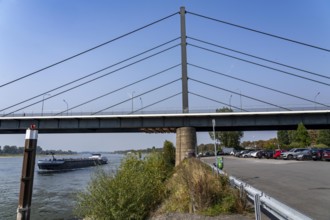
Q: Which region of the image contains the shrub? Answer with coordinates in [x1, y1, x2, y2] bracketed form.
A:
[75, 153, 168, 220]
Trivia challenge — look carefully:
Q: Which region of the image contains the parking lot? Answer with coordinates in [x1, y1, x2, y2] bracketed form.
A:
[203, 156, 330, 220]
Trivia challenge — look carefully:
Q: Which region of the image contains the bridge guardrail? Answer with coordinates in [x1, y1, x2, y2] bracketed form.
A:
[207, 163, 313, 220]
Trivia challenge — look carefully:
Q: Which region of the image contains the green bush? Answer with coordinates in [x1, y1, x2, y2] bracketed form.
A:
[75, 152, 249, 219]
[75, 153, 168, 220]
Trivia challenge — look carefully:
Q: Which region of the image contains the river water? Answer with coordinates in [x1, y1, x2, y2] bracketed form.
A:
[0, 153, 124, 220]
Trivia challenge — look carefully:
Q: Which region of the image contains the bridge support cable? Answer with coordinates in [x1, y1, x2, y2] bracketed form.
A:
[91, 78, 181, 115]
[189, 92, 248, 112]
[180, 7, 189, 113]
[188, 36, 330, 80]
[0, 12, 179, 89]
[2, 45, 180, 117]
[189, 44, 330, 87]
[54, 64, 181, 115]
[189, 63, 330, 108]
[189, 78, 292, 111]
[0, 38, 180, 113]
[186, 11, 330, 53]
[131, 92, 181, 114]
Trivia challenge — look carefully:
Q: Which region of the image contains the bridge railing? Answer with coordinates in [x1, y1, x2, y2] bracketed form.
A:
[207, 163, 312, 220]
[2, 105, 329, 117]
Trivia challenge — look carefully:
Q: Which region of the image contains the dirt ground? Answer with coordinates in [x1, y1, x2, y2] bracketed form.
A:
[149, 213, 254, 220]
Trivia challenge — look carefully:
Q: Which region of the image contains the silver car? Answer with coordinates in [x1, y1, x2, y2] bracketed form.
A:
[280, 148, 306, 160]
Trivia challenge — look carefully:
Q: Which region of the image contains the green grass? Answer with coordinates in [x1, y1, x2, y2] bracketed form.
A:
[75, 154, 250, 219]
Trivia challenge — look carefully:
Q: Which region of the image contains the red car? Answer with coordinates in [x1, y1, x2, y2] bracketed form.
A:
[322, 149, 330, 161]
[273, 149, 287, 159]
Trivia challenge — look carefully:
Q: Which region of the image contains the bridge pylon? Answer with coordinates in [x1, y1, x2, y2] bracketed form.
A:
[180, 6, 189, 113]
[176, 127, 196, 166]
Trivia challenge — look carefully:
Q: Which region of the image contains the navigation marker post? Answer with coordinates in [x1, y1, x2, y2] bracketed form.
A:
[17, 125, 38, 220]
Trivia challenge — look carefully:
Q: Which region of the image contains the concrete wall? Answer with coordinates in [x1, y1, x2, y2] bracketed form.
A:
[175, 127, 196, 166]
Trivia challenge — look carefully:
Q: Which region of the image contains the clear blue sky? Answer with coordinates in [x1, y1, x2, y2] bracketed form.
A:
[0, 1, 329, 151]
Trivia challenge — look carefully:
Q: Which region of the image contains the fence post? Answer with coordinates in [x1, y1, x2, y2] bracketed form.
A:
[17, 126, 38, 220]
[254, 194, 261, 220]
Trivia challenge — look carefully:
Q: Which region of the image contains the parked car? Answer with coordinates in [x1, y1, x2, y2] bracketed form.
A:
[310, 148, 327, 161]
[235, 150, 250, 157]
[280, 148, 306, 160]
[294, 149, 312, 160]
[322, 149, 330, 161]
[260, 150, 274, 159]
[273, 149, 287, 159]
[204, 151, 215, 157]
[250, 150, 261, 158]
[242, 150, 255, 158]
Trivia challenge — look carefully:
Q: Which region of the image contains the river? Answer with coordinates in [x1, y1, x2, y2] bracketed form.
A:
[0, 153, 124, 220]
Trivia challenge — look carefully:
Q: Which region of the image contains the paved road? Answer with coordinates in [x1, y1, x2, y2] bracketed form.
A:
[203, 156, 330, 220]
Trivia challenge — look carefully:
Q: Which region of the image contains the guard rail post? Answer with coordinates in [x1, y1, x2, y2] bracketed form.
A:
[254, 194, 261, 220]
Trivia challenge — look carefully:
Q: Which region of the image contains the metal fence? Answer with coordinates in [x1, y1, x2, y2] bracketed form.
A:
[208, 164, 313, 220]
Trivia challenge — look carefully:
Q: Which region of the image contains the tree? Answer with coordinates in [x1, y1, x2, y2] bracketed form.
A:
[317, 129, 330, 147]
[308, 130, 319, 146]
[209, 107, 243, 149]
[288, 130, 296, 143]
[277, 130, 290, 147]
[294, 122, 311, 147]
[163, 140, 175, 171]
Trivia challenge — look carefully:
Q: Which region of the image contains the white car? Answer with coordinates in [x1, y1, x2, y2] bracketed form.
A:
[280, 148, 306, 160]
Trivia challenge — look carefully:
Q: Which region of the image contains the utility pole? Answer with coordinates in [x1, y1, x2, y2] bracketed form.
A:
[180, 7, 189, 113]
[17, 125, 38, 220]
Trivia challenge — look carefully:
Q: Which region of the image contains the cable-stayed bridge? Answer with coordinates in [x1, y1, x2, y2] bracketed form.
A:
[0, 110, 330, 134]
[1, 7, 329, 118]
[1, 7, 329, 161]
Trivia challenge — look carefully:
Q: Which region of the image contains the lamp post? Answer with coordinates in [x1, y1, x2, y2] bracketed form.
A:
[41, 93, 51, 116]
[229, 94, 232, 110]
[238, 89, 242, 111]
[131, 91, 135, 113]
[140, 97, 143, 113]
[212, 119, 217, 166]
[314, 92, 320, 109]
[63, 99, 68, 116]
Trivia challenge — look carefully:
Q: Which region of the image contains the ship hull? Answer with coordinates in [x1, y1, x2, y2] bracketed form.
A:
[38, 157, 107, 171]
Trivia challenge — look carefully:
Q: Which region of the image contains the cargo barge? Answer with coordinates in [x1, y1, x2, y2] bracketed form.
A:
[37, 153, 108, 171]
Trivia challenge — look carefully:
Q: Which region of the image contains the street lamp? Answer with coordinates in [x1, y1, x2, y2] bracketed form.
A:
[314, 92, 320, 109]
[63, 99, 68, 116]
[41, 93, 51, 116]
[140, 97, 143, 113]
[229, 94, 232, 110]
[131, 91, 135, 113]
[212, 119, 217, 166]
[237, 89, 242, 111]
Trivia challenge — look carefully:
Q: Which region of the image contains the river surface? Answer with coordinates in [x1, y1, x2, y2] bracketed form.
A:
[0, 153, 124, 220]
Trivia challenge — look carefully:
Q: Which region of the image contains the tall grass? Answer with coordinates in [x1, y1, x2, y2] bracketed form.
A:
[157, 158, 248, 216]
[75, 154, 249, 219]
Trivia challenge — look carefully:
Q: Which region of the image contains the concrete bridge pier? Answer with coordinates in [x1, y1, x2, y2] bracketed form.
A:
[176, 127, 196, 166]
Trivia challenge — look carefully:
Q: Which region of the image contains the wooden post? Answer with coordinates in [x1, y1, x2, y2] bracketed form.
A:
[17, 126, 38, 220]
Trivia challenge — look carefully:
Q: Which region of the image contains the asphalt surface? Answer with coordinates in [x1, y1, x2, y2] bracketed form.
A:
[203, 156, 330, 220]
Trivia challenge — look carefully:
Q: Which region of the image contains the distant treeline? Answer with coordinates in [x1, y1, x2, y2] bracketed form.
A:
[0, 145, 77, 155]
[113, 146, 163, 155]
